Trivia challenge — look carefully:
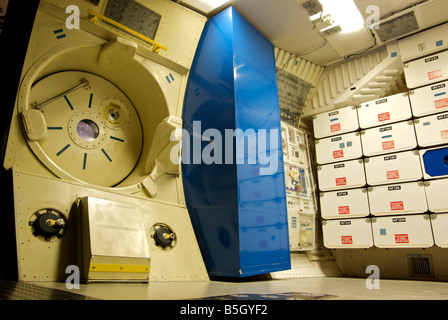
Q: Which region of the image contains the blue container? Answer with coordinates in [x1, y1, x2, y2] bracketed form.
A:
[182, 7, 290, 277]
[422, 147, 448, 178]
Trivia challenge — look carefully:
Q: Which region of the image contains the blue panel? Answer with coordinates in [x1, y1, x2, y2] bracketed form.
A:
[422, 147, 448, 177]
[182, 6, 290, 278]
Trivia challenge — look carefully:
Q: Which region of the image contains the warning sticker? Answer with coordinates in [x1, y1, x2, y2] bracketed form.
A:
[395, 234, 409, 244]
[390, 201, 404, 211]
[331, 123, 341, 132]
[338, 206, 350, 215]
[442, 130, 448, 140]
[378, 112, 391, 122]
[435, 98, 448, 109]
[333, 150, 344, 159]
[382, 140, 395, 150]
[335, 177, 347, 186]
[341, 236, 353, 245]
[428, 69, 443, 81]
[387, 170, 400, 180]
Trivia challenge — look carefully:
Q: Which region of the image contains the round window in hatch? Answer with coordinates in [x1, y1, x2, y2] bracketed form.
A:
[77, 119, 100, 141]
[28, 71, 143, 187]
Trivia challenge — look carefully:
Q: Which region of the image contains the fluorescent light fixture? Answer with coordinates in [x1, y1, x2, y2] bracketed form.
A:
[180, 0, 232, 14]
[318, 0, 365, 33]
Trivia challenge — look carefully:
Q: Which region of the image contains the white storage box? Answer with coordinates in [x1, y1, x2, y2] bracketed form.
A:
[368, 182, 428, 216]
[404, 50, 448, 89]
[431, 213, 448, 248]
[322, 218, 373, 249]
[320, 188, 370, 219]
[420, 146, 448, 179]
[361, 121, 418, 157]
[358, 93, 412, 129]
[313, 106, 359, 139]
[409, 81, 448, 117]
[317, 160, 366, 192]
[414, 112, 448, 147]
[398, 23, 448, 63]
[364, 150, 423, 186]
[315, 132, 363, 164]
[425, 178, 448, 213]
[372, 215, 434, 248]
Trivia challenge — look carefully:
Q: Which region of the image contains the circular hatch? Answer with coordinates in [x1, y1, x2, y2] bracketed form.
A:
[28, 71, 143, 187]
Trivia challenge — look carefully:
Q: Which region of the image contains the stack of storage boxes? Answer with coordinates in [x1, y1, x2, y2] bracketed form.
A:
[281, 122, 316, 251]
[315, 88, 448, 249]
[403, 34, 448, 249]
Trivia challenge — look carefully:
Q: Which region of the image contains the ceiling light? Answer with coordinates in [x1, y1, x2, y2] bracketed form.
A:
[179, 0, 232, 15]
[318, 0, 365, 33]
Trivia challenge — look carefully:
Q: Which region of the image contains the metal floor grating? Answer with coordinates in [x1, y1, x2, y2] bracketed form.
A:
[0, 279, 97, 300]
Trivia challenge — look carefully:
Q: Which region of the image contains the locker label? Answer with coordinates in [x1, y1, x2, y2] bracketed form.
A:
[337, 191, 348, 196]
[384, 155, 397, 161]
[425, 56, 439, 63]
[334, 164, 345, 168]
[331, 123, 341, 132]
[390, 201, 404, 211]
[382, 140, 395, 150]
[379, 126, 392, 132]
[388, 185, 401, 191]
[428, 69, 443, 81]
[331, 137, 342, 142]
[333, 150, 344, 159]
[340, 221, 351, 225]
[392, 217, 406, 223]
[341, 236, 353, 244]
[395, 234, 409, 244]
[338, 206, 350, 215]
[432, 83, 446, 90]
[387, 170, 400, 180]
[437, 114, 448, 120]
[329, 111, 339, 116]
[376, 98, 388, 105]
[378, 112, 391, 122]
[335, 177, 347, 186]
[435, 98, 448, 109]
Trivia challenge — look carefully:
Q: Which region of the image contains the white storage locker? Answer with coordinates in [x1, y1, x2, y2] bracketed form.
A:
[431, 213, 448, 248]
[313, 106, 359, 139]
[358, 93, 412, 129]
[398, 23, 448, 63]
[404, 50, 448, 89]
[368, 182, 428, 216]
[361, 121, 417, 157]
[317, 160, 366, 192]
[315, 132, 363, 165]
[409, 81, 448, 117]
[425, 178, 448, 213]
[420, 146, 448, 179]
[414, 112, 448, 147]
[322, 218, 373, 249]
[364, 150, 423, 186]
[320, 188, 370, 220]
[372, 215, 434, 248]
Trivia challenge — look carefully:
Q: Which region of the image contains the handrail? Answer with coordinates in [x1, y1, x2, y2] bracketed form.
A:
[87, 9, 168, 53]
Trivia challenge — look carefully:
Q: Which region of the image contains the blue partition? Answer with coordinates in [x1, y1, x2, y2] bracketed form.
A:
[182, 7, 290, 277]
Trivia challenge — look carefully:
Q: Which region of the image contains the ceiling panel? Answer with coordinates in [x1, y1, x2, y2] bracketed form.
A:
[230, 0, 429, 66]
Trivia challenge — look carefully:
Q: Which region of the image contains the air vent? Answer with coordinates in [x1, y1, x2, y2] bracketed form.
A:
[407, 254, 435, 278]
[374, 12, 419, 43]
